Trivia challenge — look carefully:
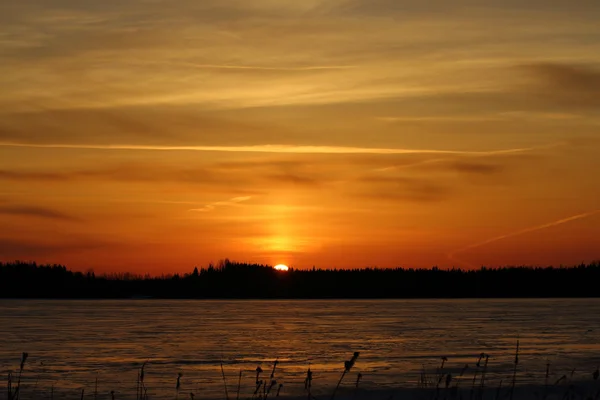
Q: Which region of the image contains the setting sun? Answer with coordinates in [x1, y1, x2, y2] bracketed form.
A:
[274, 264, 289, 272]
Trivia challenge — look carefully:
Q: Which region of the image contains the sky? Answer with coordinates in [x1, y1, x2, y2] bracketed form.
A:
[1, 0, 599, 274]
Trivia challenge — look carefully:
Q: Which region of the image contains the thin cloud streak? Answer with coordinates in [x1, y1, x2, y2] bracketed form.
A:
[448, 209, 600, 266]
[185, 63, 357, 71]
[0, 205, 80, 221]
[0, 142, 561, 155]
[188, 196, 252, 212]
[373, 158, 448, 172]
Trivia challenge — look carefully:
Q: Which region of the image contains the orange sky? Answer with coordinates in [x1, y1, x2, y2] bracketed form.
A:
[1, 1, 599, 274]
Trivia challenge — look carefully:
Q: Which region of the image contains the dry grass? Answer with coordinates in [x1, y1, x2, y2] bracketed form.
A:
[6, 346, 600, 400]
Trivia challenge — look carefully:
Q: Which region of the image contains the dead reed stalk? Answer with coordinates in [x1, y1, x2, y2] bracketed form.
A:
[479, 354, 490, 400]
[220, 354, 230, 400]
[331, 352, 360, 400]
[509, 340, 519, 400]
[470, 353, 485, 400]
[236, 370, 242, 400]
[304, 366, 312, 400]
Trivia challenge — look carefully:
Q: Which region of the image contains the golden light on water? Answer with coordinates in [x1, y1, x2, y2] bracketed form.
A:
[274, 264, 289, 271]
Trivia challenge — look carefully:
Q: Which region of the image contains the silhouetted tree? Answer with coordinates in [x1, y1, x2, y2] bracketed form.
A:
[1, 260, 599, 299]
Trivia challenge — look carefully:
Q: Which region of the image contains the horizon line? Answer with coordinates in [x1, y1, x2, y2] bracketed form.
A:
[3, 260, 599, 276]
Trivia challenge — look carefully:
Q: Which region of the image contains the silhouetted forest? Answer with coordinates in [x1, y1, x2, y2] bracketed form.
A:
[1, 260, 600, 298]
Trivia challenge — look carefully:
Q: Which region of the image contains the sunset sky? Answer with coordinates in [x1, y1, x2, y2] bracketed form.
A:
[1, 0, 599, 273]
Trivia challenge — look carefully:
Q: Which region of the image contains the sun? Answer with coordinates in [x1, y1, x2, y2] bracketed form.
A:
[274, 264, 289, 271]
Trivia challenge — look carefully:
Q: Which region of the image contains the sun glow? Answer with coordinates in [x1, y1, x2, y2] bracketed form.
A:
[274, 264, 289, 271]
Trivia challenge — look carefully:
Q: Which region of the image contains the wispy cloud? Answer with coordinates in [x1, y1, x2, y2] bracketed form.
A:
[183, 63, 357, 71]
[0, 170, 69, 181]
[0, 237, 115, 257]
[188, 196, 252, 212]
[518, 62, 600, 108]
[0, 141, 558, 155]
[522, 62, 600, 91]
[356, 175, 450, 203]
[266, 173, 320, 186]
[442, 160, 503, 175]
[0, 205, 80, 221]
[374, 158, 505, 175]
[378, 112, 584, 123]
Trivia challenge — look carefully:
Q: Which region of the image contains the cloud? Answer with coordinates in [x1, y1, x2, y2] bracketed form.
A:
[442, 161, 503, 175]
[0, 161, 328, 196]
[373, 150, 541, 177]
[0, 165, 231, 186]
[377, 112, 585, 123]
[0, 141, 551, 155]
[381, 159, 505, 175]
[188, 196, 252, 212]
[0, 140, 553, 210]
[0, 170, 68, 181]
[357, 175, 450, 202]
[2, 0, 598, 114]
[0, 141, 546, 199]
[0, 103, 571, 153]
[266, 173, 321, 186]
[0, 205, 80, 221]
[523, 63, 600, 90]
[519, 62, 600, 108]
[336, 0, 600, 16]
[382, 159, 506, 175]
[0, 107, 272, 147]
[213, 159, 306, 170]
[183, 64, 356, 72]
[0, 239, 64, 256]
[0, 237, 114, 257]
[356, 152, 536, 202]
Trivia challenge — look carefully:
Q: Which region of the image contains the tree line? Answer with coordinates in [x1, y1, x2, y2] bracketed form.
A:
[1, 260, 599, 298]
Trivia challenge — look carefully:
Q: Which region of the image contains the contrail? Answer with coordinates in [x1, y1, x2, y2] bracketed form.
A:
[448, 209, 600, 267]
[372, 142, 564, 172]
[0, 142, 558, 155]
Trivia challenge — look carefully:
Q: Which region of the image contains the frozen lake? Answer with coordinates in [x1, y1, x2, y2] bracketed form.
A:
[1, 299, 600, 399]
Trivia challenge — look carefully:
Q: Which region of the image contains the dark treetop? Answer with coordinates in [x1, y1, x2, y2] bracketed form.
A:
[1, 260, 600, 299]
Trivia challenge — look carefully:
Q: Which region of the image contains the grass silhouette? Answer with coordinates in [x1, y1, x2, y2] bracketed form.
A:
[5, 346, 600, 400]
